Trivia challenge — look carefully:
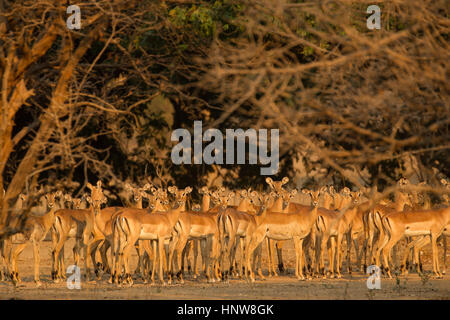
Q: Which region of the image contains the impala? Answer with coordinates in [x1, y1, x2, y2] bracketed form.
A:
[51, 181, 106, 282]
[9, 191, 62, 286]
[217, 188, 263, 281]
[379, 205, 450, 278]
[245, 188, 321, 282]
[111, 188, 190, 285]
[169, 187, 226, 284]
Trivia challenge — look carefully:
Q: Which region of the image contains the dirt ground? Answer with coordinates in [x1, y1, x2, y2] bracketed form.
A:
[1, 238, 449, 300]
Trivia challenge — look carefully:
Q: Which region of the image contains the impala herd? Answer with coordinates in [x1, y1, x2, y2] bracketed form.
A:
[0, 177, 449, 287]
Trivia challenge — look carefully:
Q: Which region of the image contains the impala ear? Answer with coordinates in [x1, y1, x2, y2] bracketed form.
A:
[168, 186, 176, 194]
[87, 183, 94, 191]
[211, 191, 219, 199]
[250, 191, 258, 197]
[342, 187, 350, 194]
[241, 190, 248, 197]
[320, 186, 328, 193]
[282, 177, 289, 185]
[86, 196, 92, 204]
[291, 189, 298, 196]
[329, 186, 335, 195]
[97, 180, 102, 188]
[142, 183, 151, 190]
[124, 183, 132, 190]
[269, 191, 277, 198]
[228, 192, 235, 199]
[185, 186, 193, 194]
[265, 177, 273, 186]
[64, 194, 72, 201]
[302, 188, 310, 194]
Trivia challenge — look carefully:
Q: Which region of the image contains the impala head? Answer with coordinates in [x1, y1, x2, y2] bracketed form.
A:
[321, 186, 333, 203]
[156, 188, 170, 205]
[398, 178, 409, 188]
[87, 180, 106, 209]
[258, 192, 273, 211]
[443, 194, 449, 205]
[281, 189, 297, 207]
[71, 197, 84, 209]
[266, 177, 289, 195]
[247, 190, 261, 206]
[212, 190, 234, 209]
[302, 188, 321, 207]
[350, 190, 361, 204]
[341, 187, 351, 196]
[199, 186, 211, 196]
[170, 186, 192, 205]
[63, 193, 72, 203]
[45, 191, 61, 209]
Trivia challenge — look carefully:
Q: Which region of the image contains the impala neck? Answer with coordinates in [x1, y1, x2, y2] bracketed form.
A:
[237, 197, 251, 212]
[423, 196, 431, 210]
[90, 203, 101, 217]
[166, 202, 184, 227]
[269, 195, 283, 212]
[310, 205, 319, 223]
[201, 193, 211, 212]
[152, 199, 165, 212]
[135, 198, 143, 209]
[178, 199, 186, 212]
[394, 192, 409, 211]
[43, 206, 57, 230]
[323, 193, 333, 210]
[255, 206, 268, 226]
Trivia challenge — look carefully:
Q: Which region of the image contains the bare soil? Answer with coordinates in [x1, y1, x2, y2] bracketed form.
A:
[1, 238, 449, 300]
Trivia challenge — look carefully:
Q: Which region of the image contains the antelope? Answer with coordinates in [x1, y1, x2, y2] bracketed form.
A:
[379, 205, 450, 278]
[51, 181, 106, 282]
[8, 191, 62, 286]
[370, 189, 412, 269]
[51, 194, 87, 280]
[245, 188, 321, 282]
[111, 188, 189, 285]
[264, 177, 289, 274]
[400, 180, 450, 275]
[0, 192, 29, 281]
[217, 188, 262, 281]
[169, 187, 225, 284]
[310, 188, 350, 278]
[180, 186, 213, 277]
[333, 190, 362, 278]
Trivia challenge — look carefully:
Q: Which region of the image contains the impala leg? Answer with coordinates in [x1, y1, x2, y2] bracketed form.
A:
[335, 234, 342, 278]
[269, 239, 278, 276]
[276, 241, 285, 273]
[253, 243, 264, 280]
[10, 242, 28, 285]
[381, 232, 402, 279]
[443, 235, 447, 275]
[193, 240, 200, 278]
[431, 233, 442, 278]
[158, 238, 166, 285]
[52, 235, 67, 282]
[32, 240, 42, 286]
[134, 241, 143, 276]
[329, 236, 337, 278]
